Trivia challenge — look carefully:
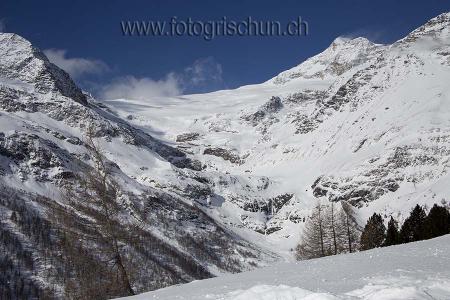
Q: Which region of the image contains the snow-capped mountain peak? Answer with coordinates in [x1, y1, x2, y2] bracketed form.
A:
[270, 36, 383, 84]
[0, 33, 87, 104]
[403, 12, 450, 42]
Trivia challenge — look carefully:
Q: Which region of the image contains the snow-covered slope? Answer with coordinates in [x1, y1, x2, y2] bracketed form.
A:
[1, 12, 450, 298]
[104, 12, 450, 255]
[121, 234, 450, 300]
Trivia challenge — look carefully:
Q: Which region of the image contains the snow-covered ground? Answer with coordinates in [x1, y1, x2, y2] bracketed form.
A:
[120, 235, 450, 300]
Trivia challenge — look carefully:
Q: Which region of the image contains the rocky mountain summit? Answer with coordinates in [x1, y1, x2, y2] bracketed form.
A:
[0, 12, 449, 299]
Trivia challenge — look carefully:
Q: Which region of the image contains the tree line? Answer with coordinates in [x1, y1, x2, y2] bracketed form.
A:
[360, 203, 450, 250]
[296, 201, 450, 260]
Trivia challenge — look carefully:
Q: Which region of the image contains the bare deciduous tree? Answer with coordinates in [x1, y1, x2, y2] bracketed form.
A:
[327, 202, 339, 255]
[297, 201, 360, 260]
[57, 126, 136, 296]
[296, 203, 326, 259]
[340, 201, 359, 253]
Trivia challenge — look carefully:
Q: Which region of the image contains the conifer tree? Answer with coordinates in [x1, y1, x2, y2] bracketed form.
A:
[400, 204, 426, 243]
[360, 213, 386, 250]
[384, 216, 400, 246]
[423, 204, 450, 239]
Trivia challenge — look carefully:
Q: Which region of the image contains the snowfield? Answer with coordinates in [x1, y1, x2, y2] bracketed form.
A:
[121, 235, 450, 300]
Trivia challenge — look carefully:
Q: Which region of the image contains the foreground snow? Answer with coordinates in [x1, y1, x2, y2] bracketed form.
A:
[120, 235, 450, 300]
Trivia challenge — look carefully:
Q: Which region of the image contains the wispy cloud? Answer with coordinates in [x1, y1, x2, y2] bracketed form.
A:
[99, 74, 181, 100]
[178, 57, 224, 92]
[43, 49, 109, 79]
[340, 28, 387, 44]
[99, 56, 225, 100]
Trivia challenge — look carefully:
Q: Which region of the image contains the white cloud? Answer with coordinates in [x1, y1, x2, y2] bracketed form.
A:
[100, 74, 181, 100]
[99, 56, 224, 100]
[43, 49, 109, 79]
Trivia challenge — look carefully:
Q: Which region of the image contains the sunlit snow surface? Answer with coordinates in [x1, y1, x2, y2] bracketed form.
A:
[121, 235, 450, 300]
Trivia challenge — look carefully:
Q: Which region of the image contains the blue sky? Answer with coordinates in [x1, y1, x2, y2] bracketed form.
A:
[0, 0, 449, 98]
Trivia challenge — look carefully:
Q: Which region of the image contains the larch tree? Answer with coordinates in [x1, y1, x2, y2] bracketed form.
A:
[327, 202, 339, 255]
[339, 201, 360, 253]
[57, 125, 136, 296]
[296, 203, 327, 260]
